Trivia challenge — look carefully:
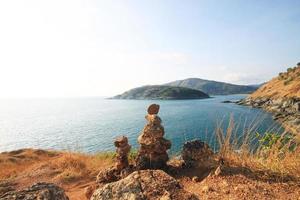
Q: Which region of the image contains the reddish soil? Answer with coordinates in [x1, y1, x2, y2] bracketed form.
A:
[1, 149, 299, 200]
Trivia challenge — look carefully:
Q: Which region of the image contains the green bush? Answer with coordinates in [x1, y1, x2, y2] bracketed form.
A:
[256, 132, 280, 150]
[287, 67, 293, 73]
[256, 132, 297, 151]
[284, 76, 293, 85]
[278, 72, 285, 80]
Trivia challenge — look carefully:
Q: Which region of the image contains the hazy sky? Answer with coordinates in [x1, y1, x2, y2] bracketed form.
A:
[0, 1, 299, 97]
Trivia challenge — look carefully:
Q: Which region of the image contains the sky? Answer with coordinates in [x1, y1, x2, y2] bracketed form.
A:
[0, 0, 299, 98]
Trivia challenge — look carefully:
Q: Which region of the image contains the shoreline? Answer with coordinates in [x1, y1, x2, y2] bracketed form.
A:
[236, 96, 300, 135]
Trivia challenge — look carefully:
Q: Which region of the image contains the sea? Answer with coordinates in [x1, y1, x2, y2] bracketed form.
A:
[0, 95, 284, 154]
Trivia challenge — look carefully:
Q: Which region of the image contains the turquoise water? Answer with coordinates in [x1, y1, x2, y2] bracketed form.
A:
[0, 95, 284, 153]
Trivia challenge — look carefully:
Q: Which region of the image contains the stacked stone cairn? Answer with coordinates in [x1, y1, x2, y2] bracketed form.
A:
[114, 136, 131, 170]
[136, 104, 172, 169]
[96, 136, 132, 184]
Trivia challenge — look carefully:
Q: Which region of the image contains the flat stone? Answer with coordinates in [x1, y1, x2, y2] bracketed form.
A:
[147, 104, 160, 115]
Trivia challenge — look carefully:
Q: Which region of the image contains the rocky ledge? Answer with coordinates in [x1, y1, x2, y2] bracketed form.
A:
[0, 182, 69, 200]
[92, 170, 199, 200]
[237, 97, 300, 133]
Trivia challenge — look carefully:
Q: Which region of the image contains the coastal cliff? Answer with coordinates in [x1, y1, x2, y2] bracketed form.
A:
[237, 63, 300, 134]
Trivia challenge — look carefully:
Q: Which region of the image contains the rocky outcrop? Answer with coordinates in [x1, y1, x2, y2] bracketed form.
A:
[181, 140, 214, 168]
[136, 104, 172, 170]
[0, 182, 69, 200]
[91, 170, 199, 200]
[237, 97, 300, 133]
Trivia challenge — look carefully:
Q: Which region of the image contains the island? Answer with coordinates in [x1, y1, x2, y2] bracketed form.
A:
[112, 85, 210, 100]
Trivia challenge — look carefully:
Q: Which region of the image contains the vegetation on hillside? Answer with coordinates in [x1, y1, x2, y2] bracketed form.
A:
[113, 85, 209, 100]
[165, 78, 259, 95]
[251, 64, 300, 99]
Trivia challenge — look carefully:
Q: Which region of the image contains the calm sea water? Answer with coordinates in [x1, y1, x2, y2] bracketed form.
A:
[0, 95, 284, 154]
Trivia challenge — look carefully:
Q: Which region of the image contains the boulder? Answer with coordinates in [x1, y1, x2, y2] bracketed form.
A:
[289, 118, 300, 126]
[96, 167, 120, 184]
[293, 102, 300, 112]
[91, 170, 199, 200]
[181, 140, 213, 168]
[0, 182, 69, 200]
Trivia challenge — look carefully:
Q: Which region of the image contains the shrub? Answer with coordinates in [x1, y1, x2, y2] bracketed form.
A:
[278, 72, 285, 80]
[287, 67, 293, 73]
[284, 77, 293, 85]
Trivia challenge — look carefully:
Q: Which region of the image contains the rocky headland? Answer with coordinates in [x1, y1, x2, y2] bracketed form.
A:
[237, 63, 300, 134]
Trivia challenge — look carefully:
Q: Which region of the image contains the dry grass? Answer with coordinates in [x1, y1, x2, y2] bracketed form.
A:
[214, 117, 300, 180]
[251, 65, 300, 99]
[0, 149, 115, 184]
[0, 149, 58, 179]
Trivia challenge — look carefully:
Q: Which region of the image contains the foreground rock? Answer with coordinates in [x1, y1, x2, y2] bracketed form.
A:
[136, 104, 172, 170]
[0, 183, 69, 200]
[91, 170, 199, 200]
[181, 140, 214, 168]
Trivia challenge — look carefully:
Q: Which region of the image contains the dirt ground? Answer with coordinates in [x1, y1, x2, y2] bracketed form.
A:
[0, 149, 299, 200]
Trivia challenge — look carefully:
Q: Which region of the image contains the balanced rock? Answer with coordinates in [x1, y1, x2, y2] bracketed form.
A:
[181, 140, 213, 168]
[147, 104, 160, 115]
[136, 104, 171, 170]
[0, 182, 69, 200]
[91, 170, 199, 200]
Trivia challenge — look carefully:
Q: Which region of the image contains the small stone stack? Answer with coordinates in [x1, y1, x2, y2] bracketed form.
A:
[136, 104, 171, 169]
[114, 136, 131, 170]
[96, 136, 132, 184]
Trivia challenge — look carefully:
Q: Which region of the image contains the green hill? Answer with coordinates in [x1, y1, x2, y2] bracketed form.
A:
[112, 85, 209, 100]
[165, 78, 258, 95]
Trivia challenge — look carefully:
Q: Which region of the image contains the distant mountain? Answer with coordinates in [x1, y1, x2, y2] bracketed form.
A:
[112, 85, 210, 100]
[165, 78, 259, 95]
